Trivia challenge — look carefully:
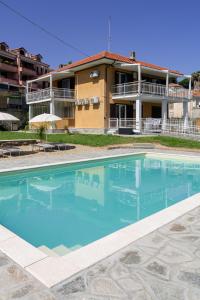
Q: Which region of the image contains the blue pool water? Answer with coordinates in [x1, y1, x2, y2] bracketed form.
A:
[0, 154, 200, 250]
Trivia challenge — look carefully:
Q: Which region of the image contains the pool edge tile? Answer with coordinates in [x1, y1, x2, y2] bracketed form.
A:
[0, 225, 16, 242]
[0, 235, 47, 268]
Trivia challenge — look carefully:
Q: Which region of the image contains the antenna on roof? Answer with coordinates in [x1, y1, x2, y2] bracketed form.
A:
[107, 16, 111, 52]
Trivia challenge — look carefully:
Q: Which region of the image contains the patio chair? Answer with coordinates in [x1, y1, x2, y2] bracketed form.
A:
[33, 143, 55, 152]
[152, 119, 161, 132]
[49, 143, 75, 151]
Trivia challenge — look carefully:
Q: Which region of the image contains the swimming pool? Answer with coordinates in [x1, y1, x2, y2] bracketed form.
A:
[1, 153, 200, 256]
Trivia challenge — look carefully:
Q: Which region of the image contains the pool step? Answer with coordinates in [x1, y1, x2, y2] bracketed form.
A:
[52, 245, 71, 256]
[38, 246, 59, 257]
[38, 244, 82, 257]
[71, 244, 81, 251]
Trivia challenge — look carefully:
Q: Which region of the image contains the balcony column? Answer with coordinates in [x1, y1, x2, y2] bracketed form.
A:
[135, 64, 142, 133]
[29, 105, 33, 121]
[135, 98, 142, 133]
[137, 64, 141, 94]
[183, 101, 189, 130]
[49, 74, 55, 114]
[162, 70, 169, 131]
[162, 99, 168, 131]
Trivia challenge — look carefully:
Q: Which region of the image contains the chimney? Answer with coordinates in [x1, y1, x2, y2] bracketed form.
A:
[129, 51, 136, 60]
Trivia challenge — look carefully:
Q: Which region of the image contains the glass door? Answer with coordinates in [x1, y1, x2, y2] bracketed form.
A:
[119, 104, 126, 119]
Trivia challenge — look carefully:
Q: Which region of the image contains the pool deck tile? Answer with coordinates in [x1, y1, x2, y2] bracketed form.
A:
[0, 225, 16, 242]
[0, 235, 47, 268]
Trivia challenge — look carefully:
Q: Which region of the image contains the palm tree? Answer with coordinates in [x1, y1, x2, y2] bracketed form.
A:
[192, 71, 200, 89]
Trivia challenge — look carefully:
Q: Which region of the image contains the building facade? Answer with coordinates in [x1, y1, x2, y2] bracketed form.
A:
[0, 42, 50, 127]
[26, 51, 192, 134]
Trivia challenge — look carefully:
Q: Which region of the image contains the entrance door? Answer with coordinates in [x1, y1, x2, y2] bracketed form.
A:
[152, 106, 161, 118]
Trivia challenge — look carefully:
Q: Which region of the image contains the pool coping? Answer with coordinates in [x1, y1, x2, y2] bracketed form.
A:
[0, 151, 200, 288]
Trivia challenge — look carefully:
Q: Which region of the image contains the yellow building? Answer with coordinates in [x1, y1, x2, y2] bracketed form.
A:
[26, 51, 192, 134]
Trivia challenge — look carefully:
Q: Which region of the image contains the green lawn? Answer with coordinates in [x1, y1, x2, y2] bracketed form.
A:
[0, 131, 200, 149]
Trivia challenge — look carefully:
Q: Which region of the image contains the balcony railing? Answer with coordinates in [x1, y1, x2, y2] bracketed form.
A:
[26, 87, 75, 104]
[0, 62, 18, 72]
[112, 81, 190, 99]
[0, 77, 19, 86]
[22, 67, 36, 76]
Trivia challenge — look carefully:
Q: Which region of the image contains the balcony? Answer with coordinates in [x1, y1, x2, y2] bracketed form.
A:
[112, 82, 190, 101]
[0, 62, 18, 73]
[0, 76, 19, 86]
[26, 87, 75, 104]
[22, 67, 36, 76]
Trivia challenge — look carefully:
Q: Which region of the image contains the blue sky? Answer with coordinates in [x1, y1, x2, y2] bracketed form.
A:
[0, 0, 199, 74]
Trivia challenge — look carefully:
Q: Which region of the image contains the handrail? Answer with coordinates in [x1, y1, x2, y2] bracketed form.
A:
[26, 87, 75, 103]
[112, 81, 190, 99]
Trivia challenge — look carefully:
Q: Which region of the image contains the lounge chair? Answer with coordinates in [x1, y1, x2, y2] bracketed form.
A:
[2, 146, 21, 156]
[0, 148, 7, 157]
[49, 143, 75, 150]
[33, 143, 55, 152]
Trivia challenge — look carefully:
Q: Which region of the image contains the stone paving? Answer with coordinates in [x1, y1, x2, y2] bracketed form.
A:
[1, 148, 200, 299]
[51, 207, 200, 300]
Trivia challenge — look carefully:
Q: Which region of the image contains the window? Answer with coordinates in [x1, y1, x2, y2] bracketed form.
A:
[64, 103, 75, 118]
[115, 72, 133, 84]
[32, 103, 50, 117]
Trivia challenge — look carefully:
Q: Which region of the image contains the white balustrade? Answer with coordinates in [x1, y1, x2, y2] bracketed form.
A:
[26, 88, 75, 104]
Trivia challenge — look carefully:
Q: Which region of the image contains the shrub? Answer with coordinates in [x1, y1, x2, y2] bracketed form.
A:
[37, 125, 46, 141]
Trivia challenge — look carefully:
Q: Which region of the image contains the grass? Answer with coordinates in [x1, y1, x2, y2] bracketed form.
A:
[0, 130, 200, 149]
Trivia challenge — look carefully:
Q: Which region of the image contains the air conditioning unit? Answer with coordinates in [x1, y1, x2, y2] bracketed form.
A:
[91, 96, 100, 104]
[76, 99, 83, 106]
[83, 98, 90, 105]
[90, 70, 100, 78]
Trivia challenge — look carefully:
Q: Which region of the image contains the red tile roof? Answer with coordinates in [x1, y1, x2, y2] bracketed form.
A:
[56, 51, 182, 75]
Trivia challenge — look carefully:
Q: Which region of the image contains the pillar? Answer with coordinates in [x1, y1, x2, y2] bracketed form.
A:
[162, 99, 168, 131]
[138, 64, 141, 94]
[135, 98, 142, 133]
[183, 101, 189, 130]
[165, 71, 169, 97]
[50, 101, 54, 115]
[135, 64, 142, 133]
[49, 74, 55, 115]
[29, 105, 33, 121]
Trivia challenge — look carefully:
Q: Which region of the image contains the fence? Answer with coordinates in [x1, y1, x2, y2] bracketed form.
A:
[109, 118, 200, 137]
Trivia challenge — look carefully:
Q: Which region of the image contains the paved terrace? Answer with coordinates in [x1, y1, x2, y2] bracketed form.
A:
[0, 147, 200, 299]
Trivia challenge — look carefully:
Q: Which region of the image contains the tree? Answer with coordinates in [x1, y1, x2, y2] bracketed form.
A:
[179, 78, 189, 89]
[179, 71, 200, 89]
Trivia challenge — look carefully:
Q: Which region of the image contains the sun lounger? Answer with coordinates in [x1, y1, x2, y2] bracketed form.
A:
[49, 143, 75, 150]
[0, 148, 8, 157]
[33, 143, 55, 152]
[2, 147, 21, 156]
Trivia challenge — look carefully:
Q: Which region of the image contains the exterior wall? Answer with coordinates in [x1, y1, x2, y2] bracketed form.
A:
[168, 101, 193, 119]
[74, 65, 107, 129]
